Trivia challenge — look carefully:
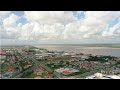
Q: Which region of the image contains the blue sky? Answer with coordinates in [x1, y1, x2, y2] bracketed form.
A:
[12, 11, 28, 24]
[12, 11, 119, 29]
[11, 11, 120, 30]
[12, 11, 24, 16]
[0, 11, 120, 45]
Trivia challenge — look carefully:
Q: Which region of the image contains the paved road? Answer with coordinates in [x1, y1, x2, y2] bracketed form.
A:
[30, 56, 62, 78]
[14, 66, 37, 78]
[74, 60, 120, 78]
[14, 54, 61, 78]
[14, 55, 120, 78]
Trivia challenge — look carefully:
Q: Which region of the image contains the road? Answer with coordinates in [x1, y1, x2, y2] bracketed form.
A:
[74, 59, 120, 78]
[14, 66, 37, 78]
[14, 55, 120, 78]
[14, 54, 61, 78]
[30, 56, 62, 78]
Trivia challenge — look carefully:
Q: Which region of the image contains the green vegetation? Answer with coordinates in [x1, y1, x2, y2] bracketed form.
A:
[1, 46, 120, 79]
[65, 68, 91, 76]
[1, 64, 9, 69]
[22, 70, 49, 78]
[21, 70, 34, 78]
[27, 74, 37, 78]
[1, 63, 16, 69]
[29, 46, 38, 49]
[86, 56, 113, 63]
[47, 61, 69, 70]
[115, 61, 120, 65]
[19, 60, 33, 71]
[19, 61, 26, 66]
[111, 44, 120, 48]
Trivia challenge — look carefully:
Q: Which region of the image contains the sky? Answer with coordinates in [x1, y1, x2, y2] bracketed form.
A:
[0, 11, 120, 45]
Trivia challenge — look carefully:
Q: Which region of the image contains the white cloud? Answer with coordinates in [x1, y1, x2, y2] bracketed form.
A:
[24, 11, 76, 24]
[1, 13, 21, 39]
[0, 11, 11, 23]
[1, 11, 120, 44]
[78, 11, 120, 39]
[19, 22, 65, 40]
[0, 26, 6, 39]
[102, 20, 120, 38]
[3, 14, 20, 28]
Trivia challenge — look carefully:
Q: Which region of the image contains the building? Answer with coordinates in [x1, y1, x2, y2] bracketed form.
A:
[94, 73, 103, 79]
[55, 68, 79, 75]
[80, 55, 89, 60]
[0, 52, 6, 55]
[6, 67, 16, 72]
[0, 55, 6, 60]
[35, 68, 44, 75]
[34, 76, 42, 79]
[86, 72, 120, 79]
[112, 68, 120, 74]
[63, 70, 72, 75]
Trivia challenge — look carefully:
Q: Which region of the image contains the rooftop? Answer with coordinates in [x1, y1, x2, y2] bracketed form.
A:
[6, 67, 16, 72]
[35, 68, 44, 73]
[34, 76, 42, 79]
[0, 52, 7, 55]
[86, 73, 120, 79]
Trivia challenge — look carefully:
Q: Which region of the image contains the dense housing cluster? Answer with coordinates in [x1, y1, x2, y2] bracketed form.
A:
[0, 46, 120, 79]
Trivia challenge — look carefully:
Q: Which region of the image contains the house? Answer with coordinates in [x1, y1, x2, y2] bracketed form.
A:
[63, 70, 72, 75]
[34, 76, 42, 79]
[63, 52, 70, 55]
[35, 68, 44, 72]
[55, 68, 66, 73]
[35, 54, 43, 59]
[94, 73, 103, 79]
[35, 68, 44, 75]
[3, 68, 17, 78]
[80, 55, 89, 60]
[0, 52, 6, 55]
[55, 68, 79, 75]
[0, 73, 2, 78]
[112, 68, 120, 74]
[46, 74, 52, 78]
[35, 53, 49, 60]
[104, 62, 110, 65]
[6, 67, 16, 72]
[0, 55, 6, 59]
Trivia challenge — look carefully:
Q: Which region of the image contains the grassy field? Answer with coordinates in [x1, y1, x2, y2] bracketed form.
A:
[1, 64, 16, 69]
[27, 74, 37, 78]
[111, 45, 120, 48]
[82, 44, 120, 48]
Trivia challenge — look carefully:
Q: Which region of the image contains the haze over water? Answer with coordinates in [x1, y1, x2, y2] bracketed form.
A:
[35, 45, 120, 57]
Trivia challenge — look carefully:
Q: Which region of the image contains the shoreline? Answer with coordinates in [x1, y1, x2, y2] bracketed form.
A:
[34, 45, 120, 49]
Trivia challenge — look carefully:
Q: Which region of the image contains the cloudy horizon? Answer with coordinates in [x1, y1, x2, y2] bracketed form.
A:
[0, 11, 120, 45]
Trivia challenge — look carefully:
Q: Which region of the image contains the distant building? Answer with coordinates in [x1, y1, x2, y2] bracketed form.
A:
[86, 72, 120, 79]
[35, 68, 44, 75]
[0, 52, 7, 55]
[34, 76, 42, 79]
[112, 68, 120, 74]
[63, 70, 72, 75]
[6, 67, 16, 72]
[55, 68, 79, 75]
[80, 55, 89, 60]
[0, 55, 6, 59]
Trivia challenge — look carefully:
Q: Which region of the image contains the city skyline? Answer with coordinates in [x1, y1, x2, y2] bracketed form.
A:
[0, 11, 120, 45]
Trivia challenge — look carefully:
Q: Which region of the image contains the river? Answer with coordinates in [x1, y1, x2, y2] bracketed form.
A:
[34, 45, 120, 57]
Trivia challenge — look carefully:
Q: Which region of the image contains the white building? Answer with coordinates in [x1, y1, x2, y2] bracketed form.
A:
[86, 72, 120, 79]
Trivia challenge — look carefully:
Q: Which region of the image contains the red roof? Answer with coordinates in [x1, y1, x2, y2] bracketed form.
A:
[6, 68, 16, 72]
[0, 52, 6, 55]
[63, 70, 72, 75]
[35, 68, 44, 72]
[34, 76, 42, 79]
